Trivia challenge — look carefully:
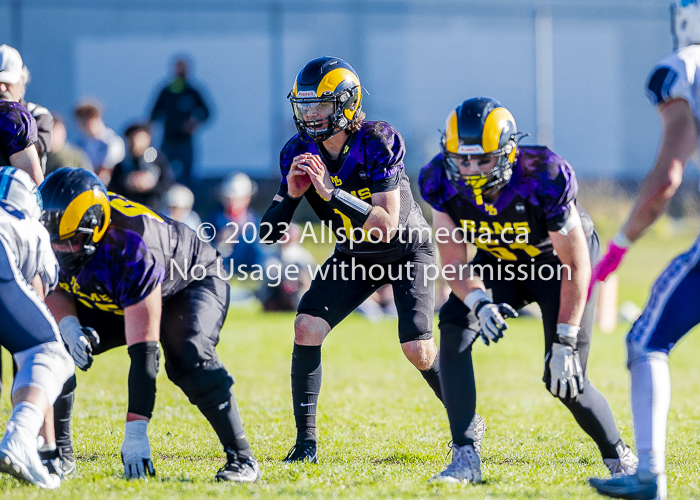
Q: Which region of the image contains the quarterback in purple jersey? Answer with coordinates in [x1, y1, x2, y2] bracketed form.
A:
[37, 168, 260, 483]
[261, 56, 486, 463]
[419, 98, 637, 484]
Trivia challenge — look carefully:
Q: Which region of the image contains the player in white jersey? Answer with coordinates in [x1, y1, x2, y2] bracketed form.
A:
[0, 166, 74, 488]
[588, 2, 700, 499]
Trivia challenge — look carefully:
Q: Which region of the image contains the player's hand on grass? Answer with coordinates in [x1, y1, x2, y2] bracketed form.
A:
[121, 420, 155, 479]
[58, 316, 98, 371]
[588, 232, 630, 299]
[546, 324, 585, 399]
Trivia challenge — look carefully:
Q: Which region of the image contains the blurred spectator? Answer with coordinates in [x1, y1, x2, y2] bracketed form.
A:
[258, 223, 315, 311]
[108, 123, 174, 210]
[150, 57, 211, 187]
[45, 114, 93, 175]
[207, 172, 265, 271]
[163, 183, 201, 230]
[0, 44, 53, 172]
[74, 100, 125, 184]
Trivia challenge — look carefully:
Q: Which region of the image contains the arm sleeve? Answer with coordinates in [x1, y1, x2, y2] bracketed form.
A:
[192, 88, 210, 123]
[418, 160, 448, 213]
[31, 107, 53, 159]
[260, 183, 301, 244]
[368, 122, 405, 193]
[150, 89, 166, 122]
[537, 157, 579, 232]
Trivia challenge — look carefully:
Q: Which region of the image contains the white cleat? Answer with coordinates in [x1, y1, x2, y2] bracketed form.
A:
[429, 444, 482, 484]
[604, 447, 639, 478]
[0, 422, 60, 489]
[589, 473, 666, 500]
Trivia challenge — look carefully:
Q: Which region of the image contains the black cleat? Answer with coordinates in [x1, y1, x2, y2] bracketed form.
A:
[40, 447, 76, 479]
[215, 448, 261, 483]
[283, 441, 317, 463]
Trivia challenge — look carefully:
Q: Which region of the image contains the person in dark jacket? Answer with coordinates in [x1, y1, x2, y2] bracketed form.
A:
[108, 123, 174, 211]
[149, 57, 210, 187]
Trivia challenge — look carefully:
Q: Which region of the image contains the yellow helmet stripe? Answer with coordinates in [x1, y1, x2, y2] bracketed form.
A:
[58, 189, 111, 242]
[482, 107, 516, 153]
[444, 110, 460, 154]
[315, 68, 361, 121]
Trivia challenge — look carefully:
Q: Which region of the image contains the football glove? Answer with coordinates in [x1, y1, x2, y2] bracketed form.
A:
[545, 324, 584, 399]
[588, 232, 630, 299]
[464, 289, 518, 345]
[121, 420, 155, 479]
[58, 316, 100, 371]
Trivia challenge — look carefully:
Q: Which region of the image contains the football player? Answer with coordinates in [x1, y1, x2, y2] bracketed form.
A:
[39, 167, 260, 482]
[419, 98, 637, 483]
[261, 56, 485, 463]
[0, 167, 74, 489]
[589, 2, 700, 499]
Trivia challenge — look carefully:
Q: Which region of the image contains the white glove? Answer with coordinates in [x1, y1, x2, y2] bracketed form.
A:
[464, 289, 518, 345]
[545, 323, 584, 399]
[121, 420, 155, 479]
[58, 316, 94, 371]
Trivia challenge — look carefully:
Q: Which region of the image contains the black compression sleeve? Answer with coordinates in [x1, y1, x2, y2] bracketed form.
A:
[260, 188, 302, 244]
[127, 342, 160, 419]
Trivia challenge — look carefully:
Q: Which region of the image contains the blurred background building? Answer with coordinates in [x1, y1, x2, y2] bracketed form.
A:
[0, 0, 673, 186]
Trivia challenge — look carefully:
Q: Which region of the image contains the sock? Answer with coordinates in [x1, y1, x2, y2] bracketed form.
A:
[419, 349, 443, 402]
[291, 343, 322, 443]
[8, 401, 44, 437]
[439, 325, 477, 446]
[54, 376, 76, 460]
[39, 441, 56, 453]
[198, 395, 252, 458]
[631, 353, 670, 478]
[560, 381, 623, 459]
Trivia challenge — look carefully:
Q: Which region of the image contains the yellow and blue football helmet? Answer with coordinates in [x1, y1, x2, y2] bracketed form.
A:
[288, 56, 362, 143]
[40, 167, 111, 273]
[441, 97, 518, 205]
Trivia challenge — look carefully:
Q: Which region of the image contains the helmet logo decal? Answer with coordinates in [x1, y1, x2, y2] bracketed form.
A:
[59, 189, 110, 241]
[457, 144, 484, 155]
[296, 90, 317, 98]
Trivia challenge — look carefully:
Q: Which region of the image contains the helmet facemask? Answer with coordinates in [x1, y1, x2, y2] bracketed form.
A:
[441, 136, 516, 205]
[289, 85, 360, 143]
[43, 204, 104, 275]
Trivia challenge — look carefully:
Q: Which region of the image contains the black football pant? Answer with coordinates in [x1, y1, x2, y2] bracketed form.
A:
[438, 233, 626, 459]
[53, 277, 250, 455]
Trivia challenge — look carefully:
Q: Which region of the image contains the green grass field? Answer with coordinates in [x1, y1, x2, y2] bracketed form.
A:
[1, 218, 700, 499]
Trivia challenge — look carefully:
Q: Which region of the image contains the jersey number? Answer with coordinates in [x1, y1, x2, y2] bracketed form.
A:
[110, 196, 164, 223]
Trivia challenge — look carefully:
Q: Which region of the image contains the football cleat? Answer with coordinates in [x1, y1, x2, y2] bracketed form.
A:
[589, 473, 666, 500]
[40, 447, 76, 479]
[604, 447, 639, 478]
[472, 413, 487, 458]
[0, 423, 60, 489]
[283, 440, 318, 463]
[429, 443, 482, 484]
[215, 449, 261, 483]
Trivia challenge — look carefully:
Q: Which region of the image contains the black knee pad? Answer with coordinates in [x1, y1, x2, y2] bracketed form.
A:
[166, 358, 234, 409]
[127, 342, 160, 419]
